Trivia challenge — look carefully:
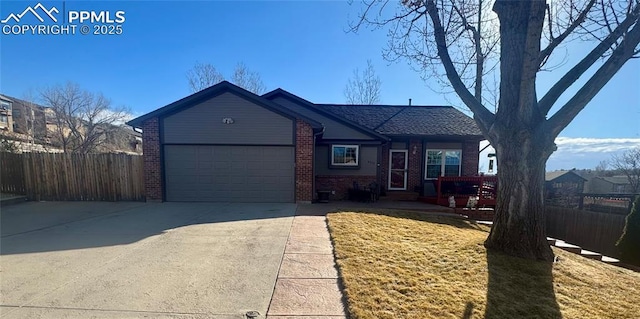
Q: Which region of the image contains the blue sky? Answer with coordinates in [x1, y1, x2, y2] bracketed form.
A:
[1, 1, 639, 171]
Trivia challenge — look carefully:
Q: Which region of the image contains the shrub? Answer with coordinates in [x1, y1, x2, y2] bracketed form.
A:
[617, 195, 640, 265]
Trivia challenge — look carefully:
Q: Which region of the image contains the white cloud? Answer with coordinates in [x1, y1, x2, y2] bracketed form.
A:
[554, 137, 640, 153]
[478, 137, 640, 173]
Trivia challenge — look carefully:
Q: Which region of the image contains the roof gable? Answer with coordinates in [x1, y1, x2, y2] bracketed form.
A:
[262, 89, 389, 141]
[127, 82, 322, 130]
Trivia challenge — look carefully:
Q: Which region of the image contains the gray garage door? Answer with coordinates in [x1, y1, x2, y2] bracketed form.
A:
[164, 145, 295, 202]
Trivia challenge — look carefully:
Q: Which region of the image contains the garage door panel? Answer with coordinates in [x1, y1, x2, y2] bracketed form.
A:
[164, 145, 294, 202]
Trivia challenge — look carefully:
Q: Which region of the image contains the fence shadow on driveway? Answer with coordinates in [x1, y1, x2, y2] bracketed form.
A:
[0, 201, 296, 255]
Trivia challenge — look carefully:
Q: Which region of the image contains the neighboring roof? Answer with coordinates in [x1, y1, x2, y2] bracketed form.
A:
[262, 89, 390, 141]
[597, 176, 631, 185]
[127, 81, 323, 131]
[0, 94, 47, 110]
[545, 170, 587, 182]
[317, 104, 484, 138]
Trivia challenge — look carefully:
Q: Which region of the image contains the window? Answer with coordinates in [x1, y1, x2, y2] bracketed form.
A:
[0, 115, 7, 123]
[331, 145, 359, 166]
[425, 149, 462, 179]
[13, 109, 20, 116]
[0, 101, 11, 111]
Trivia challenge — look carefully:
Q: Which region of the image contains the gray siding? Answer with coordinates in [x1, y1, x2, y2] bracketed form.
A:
[315, 145, 378, 176]
[164, 145, 294, 202]
[163, 92, 294, 145]
[271, 96, 375, 140]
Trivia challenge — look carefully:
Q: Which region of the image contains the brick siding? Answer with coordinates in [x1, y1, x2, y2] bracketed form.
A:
[295, 120, 314, 202]
[142, 117, 162, 201]
[315, 175, 378, 200]
[462, 140, 480, 176]
[407, 139, 423, 192]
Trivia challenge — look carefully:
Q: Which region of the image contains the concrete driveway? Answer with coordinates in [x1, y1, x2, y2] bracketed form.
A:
[0, 201, 296, 319]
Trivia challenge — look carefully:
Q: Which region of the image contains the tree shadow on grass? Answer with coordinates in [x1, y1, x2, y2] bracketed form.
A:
[485, 249, 562, 319]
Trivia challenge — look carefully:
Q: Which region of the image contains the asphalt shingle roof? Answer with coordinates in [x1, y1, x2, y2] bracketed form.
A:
[316, 104, 483, 138]
[545, 170, 587, 182]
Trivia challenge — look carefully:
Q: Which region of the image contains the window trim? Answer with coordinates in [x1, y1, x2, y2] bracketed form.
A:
[0, 101, 11, 111]
[424, 149, 462, 179]
[330, 144, 360, 167]
[388, 149, 409, 190]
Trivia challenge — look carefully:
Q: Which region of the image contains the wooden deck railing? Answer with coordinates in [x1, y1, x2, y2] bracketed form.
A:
[435, 176, 498, 208]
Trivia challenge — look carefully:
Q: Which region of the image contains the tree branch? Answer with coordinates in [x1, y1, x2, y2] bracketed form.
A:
[425, 0, 494, 132]
[547, 18, 640, 137]
[539, 0, 597, 68]
[539, 3, 640, 115]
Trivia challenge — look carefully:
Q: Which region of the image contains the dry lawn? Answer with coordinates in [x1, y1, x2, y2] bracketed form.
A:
[327, 210, 640, 319]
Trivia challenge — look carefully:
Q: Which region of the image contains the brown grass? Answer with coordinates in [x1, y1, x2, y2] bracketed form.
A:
[327, 210, 640, 319]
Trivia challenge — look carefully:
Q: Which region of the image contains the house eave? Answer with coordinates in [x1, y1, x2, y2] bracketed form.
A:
[126, 82, 323, 130]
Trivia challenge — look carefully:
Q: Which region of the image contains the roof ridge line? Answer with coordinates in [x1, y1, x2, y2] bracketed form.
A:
[316, 103, 450, 108]
[373, 106, 409, 130]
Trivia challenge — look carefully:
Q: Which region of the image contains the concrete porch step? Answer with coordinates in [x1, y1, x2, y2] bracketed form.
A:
[554, 241, 582, 254]
[381, 191, 420, 201]
[580, 249, 602, 260]
[601, 256, 620, 264]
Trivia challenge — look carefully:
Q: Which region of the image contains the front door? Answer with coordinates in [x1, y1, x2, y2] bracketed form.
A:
[388, 150, 408, 190]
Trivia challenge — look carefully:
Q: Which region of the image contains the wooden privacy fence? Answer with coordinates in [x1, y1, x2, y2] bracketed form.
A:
[1, 152, 26, 194]
[1, 152, 144, 201]
[546, 205, 627, 258]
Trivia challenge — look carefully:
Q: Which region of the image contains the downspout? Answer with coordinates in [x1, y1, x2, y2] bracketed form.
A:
[312, 127, 325, 202]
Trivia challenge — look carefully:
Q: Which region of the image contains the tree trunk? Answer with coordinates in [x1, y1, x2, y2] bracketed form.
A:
[484, 0, 555, 261]
[485, 135, 555, 261]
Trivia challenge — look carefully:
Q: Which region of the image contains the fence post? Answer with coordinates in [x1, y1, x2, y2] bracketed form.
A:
[578, 194, 584, 210]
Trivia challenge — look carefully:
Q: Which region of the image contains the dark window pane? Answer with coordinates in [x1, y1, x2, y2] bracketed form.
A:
[444, 164, 460, 176]
[426, 164, 440, 178]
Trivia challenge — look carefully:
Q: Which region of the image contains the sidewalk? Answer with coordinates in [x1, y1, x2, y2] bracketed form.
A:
[266, 206, 347, 319]
[0, 192, 27, 206]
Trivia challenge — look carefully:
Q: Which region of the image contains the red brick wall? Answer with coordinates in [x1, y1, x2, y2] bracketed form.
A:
[295, 120, 314, 202]
[462, 140, 480, 176]
[407, 139, 423, 192]
[142, 117, 162, 201]
[315, 175, 378, 200]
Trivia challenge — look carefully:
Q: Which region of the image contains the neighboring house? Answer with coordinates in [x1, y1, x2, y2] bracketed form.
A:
[4, 95, 48, 138]
[0, 95, 14, 132]
[588, 176, 635, 194]
[545, 170, 587, 207]
[127, 81, 484, 203]
[0, 94, 142, 154]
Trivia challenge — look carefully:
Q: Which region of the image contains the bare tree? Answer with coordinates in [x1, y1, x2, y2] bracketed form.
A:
[611, 147, 640, 193]
[344, 60, 382, 104]
[231, 62, 266, 95]
[186, 62, 266, 94]
[187, 62, 225, 92]
[595, 159, 612, 176]
[351, 0, 640, 261]
[40, 82, 131, 153]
